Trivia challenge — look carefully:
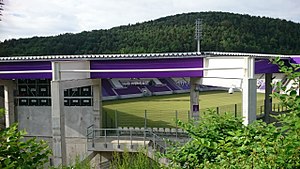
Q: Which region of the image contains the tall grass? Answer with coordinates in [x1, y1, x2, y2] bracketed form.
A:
[110, 149, 160, 169]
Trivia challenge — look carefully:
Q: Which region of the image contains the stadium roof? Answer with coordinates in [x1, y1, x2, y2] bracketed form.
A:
[204, 51, 299, 58]
[0, 52, 202, 62]
[1, 51, 300, 62]
[1, 51, 300, 79]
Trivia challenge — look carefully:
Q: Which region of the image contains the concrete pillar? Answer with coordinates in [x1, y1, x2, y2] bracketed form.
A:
[92, 79, 102, 128]
[0, 80, 16, 128]
[51, 62, 67, 166]
[264, 73, 273, 123]
[242, 57, 257, 125]
[190, 77, 201, 121]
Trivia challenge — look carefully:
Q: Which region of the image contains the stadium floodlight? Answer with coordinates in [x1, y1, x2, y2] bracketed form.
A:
[195, 18, 202, 53]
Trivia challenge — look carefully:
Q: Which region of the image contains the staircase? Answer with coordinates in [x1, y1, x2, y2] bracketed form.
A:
[86, 125, 190, 167]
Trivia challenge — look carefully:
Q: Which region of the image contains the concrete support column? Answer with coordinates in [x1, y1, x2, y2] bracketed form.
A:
[92, 79, 102, 128]
[190, 77, 201, 121]
[51, 62, 67, 166]
[264, 73, 273, 123]
[242, 78, 257, 125]
[242, 57, 257, 125]
[0, 80, 16, 128]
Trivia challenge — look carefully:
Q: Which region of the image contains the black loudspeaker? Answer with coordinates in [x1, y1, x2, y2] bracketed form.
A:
[38, 85, 50, 96]
[70, 88, 79, 96]
[28, 85, 37, 96]
[64, 89, 70, 97]
[64, 99, 70, 106]
[81, 98, 92, 106]
[39, 98, 51, 106]
[29, 98, 39, 106]
[70, 99, 80, 106]
[81, 86, 92, 96]
[19, 98, 28, 106]
[18, 85, 28, 96]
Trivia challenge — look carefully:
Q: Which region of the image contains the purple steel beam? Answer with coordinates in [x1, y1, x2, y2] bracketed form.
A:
[255, 59, 280, 74]
[0, 56, 298, 80]
[290, 57, 300, 64]
[0, 61, 52, 79]
[90, 58, 204, 78]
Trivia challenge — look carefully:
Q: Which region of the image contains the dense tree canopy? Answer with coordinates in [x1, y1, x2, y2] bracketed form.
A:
[1, 12, 300, 56]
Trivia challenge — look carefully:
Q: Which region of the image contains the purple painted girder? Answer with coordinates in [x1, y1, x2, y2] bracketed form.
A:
[255, 57, 300, 74]
[0, 61, 52, 79]
[0, 57, 299, 80]
[291, 57, 300, 64]
[90, 58, 204, 78]
[255, 59, 280, 74]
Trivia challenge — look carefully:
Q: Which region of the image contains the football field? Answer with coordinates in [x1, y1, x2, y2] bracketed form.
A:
[102, 91, 272, 128]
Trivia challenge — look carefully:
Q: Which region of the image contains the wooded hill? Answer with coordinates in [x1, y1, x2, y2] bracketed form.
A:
[1, 11, 300, 56]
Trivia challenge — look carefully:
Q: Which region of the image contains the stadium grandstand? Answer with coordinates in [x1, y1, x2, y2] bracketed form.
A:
[1, 51, 300, 166]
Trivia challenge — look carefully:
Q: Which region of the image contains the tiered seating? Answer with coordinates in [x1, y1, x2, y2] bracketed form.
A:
[179, 83, 190, 90]
[158, 78, 181, 90]
[259, 83, 266, 90]
[101, 78, 189, 99]
[114, 86, 142, 95]
[102, 79, 117, 96]
[146, 85, 171, 93]
[102, 88, 109, 97]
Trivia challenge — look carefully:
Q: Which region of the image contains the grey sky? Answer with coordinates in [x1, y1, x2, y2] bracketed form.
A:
[0, 0, 299, 42]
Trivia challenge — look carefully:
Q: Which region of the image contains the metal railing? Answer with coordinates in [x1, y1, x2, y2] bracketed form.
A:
[87, 125, 190, 153]
[103, 101, 288, 128]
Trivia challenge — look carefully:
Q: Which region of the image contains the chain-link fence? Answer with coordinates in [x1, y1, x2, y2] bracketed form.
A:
[102, 101, 285, 128]
[103, 109, 190, 128]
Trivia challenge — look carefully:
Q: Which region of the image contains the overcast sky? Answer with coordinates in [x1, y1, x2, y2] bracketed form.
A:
[0, 0, 299, 42]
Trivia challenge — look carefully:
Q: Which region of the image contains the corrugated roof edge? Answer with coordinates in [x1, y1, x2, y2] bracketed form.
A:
[1, 51, 300, 62]
[0, 52, 203, 62]
[204, 51, 300, 58]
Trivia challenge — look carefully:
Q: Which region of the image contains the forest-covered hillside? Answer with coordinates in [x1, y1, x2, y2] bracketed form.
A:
[1, 11, 300, 56]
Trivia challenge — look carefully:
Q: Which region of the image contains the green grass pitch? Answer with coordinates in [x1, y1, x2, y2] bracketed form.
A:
[102, 91, 275, 128]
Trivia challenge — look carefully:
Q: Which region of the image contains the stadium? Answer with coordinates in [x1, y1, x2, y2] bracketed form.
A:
[0, 51, 300, 166]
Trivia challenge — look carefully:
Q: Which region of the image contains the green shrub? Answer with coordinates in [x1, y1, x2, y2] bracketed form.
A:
[163, 58, 300, 168]
[0, 123, 51, 169]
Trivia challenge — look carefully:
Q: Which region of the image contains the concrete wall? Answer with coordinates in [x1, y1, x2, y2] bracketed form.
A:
[17, 106, 94, 164]
[64, 107, 93, 137]
[18, 106, 93, 137]
[18, 107, 52, 136]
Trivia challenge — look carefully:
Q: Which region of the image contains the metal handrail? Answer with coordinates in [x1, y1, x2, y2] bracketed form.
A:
[86, 127, 189, 153]
[86, 124, 94, 138]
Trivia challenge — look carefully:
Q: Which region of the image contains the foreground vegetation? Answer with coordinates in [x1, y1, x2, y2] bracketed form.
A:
[161, 58, 300, 168]
[0, 110, 51, 168]
[1, 12, 300, 56]
[110, 149, 160, 169]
